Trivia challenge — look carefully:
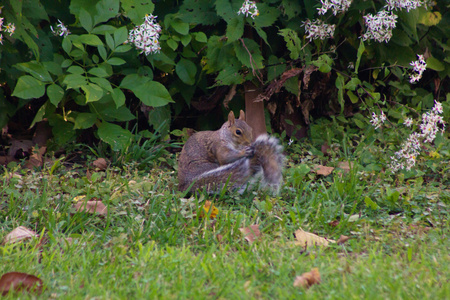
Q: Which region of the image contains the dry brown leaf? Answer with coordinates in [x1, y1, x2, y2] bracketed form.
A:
[337, 235, 350, 245]
[239, 225, 261, 244]
[92, 158, 108, 170]
[3, 226, 38, 245]
[73, 200, 108, 215]
[328, 220, 339, 227]
[7, 139, 33, 157]
[25, 146, 46, 169]
[314, 165, 334, 176]
[338, 161, 352, 173]
[216, 234, 223, 243]
[293, 268, 321, 288]
[0, 272, 43, 296]
[294, 229, 335, 248]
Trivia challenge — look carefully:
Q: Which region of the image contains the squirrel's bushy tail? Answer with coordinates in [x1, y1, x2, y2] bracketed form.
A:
[250, 134, 285, 193]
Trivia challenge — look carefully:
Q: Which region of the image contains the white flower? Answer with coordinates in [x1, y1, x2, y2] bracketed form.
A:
[403, 118, 413, 127]
[128, 14, 162, 56]
[238, 0, 259, 19]
[361, 10, 398, 43]
[370, 112, 386, 129]
[51, 20, 71, 37]
[3, 22, 15, 35]
[288, 139, 294, 146]
[318, 0, 353, 16]
[0, 34, 3, 45]
[409, 54, 427, 83]
[302, 19, 336, 41]
[385, 0, 424, 12]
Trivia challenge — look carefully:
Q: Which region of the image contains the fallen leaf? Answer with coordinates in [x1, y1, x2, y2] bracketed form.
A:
[338, 161, 352, 173]
[314, 165, 334, 176]
[73, 200, 108, 215]
[7, 139, 33, 157]
[293, 268, 321, 288]
[321, 143, 330, 156]
[239, 225, 261, 244]
[25, 146, 47, 169]
[92, 158, 108, 170]
[199, 201, 219, 219]
[337, 235, 350, 245]
[216, 234, 223, 242]
[3, 226, 38, 245]
[0, 272, 43, 296]
[328, 220, 339, 227]
[294, 229, 335, 248]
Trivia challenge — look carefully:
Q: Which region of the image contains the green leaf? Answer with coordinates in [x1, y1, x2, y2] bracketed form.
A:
[81, 83, 104, 102]
[364, 196, 379, 210]
[61, 59, 73, 68]
[91, 25, 117, 35]
[74, 113, 97, 129]
[12, 76, 46, 99]
[112, 88, 126, 108]
[43, 61, 63, 76]
[133, 81, 174, 107]
[176, 58, 197, 85]
[426, 56, 445, 71]
[88, 67, 110, 78]
[89, 77, 113, 92]
[120, 74, 150, 90]
[98, 45, 107, 61]
[335, 74, 345, 113]
[234, 39, 264, 69]
[148, 106, 171, 137]
[347, 90, 359, 104]
[180, 34, 192, 47]
[250, 4, 279, 27]
[114, 26, 129, 46]
[120, 0, 155, 24]
[30, 102, 47, 129]
[62, 37, 73, 54]
[419, 11, 442, 26]
[344, 78, 361, 91]
[14, 61, 53, 82]
[355, 40, 365, 74]
[94, 0, 120, 25]
[167, 39, 178, 51]
[278, 28, 301, 60]
[114, 44, 132, 53]
[99, 106, 135, 122]
[68, 66, 85, 75]
[226, 17, 244, 43]
[78, 34, 103, 46]
[105, 33, 115, 50]
[215, 64, 244, 86]
[215, 0, 234, 22]
[171, 19, 189, 35]
[194, 32, 207, 43]
[63, 74, 87, 89]
[79, 8, 93, 32]
[97, 122, 133, 151]
[47, 84, 65, 106]
[107, 57, 126, 65]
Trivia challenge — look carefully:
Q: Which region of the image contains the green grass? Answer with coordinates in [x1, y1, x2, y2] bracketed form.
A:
[1, 156, 449, 299]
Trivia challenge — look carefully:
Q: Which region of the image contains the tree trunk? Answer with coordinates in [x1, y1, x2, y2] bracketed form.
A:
[244, 82, 266, 141]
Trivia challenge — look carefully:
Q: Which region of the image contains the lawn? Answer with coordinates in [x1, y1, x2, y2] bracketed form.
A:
[1, 145, 449, 299]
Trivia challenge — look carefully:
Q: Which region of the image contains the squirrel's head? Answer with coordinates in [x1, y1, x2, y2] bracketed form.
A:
[227, 110, 253, 146]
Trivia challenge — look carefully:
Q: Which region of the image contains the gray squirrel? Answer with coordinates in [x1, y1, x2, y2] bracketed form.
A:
[178, 110, 285, 193]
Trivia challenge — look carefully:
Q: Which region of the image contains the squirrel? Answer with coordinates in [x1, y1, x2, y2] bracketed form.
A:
[177, 110, 285, 193]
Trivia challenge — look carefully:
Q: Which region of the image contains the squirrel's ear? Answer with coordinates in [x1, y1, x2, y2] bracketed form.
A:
[228, 111, 235, 125]
[239, 110, 246, 121]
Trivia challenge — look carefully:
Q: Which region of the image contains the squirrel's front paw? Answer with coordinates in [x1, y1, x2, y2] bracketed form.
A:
[245, 146, 255, 157]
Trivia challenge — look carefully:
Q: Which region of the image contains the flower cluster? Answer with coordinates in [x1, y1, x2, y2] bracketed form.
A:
[361, 10, 398, 43]
[409, 54, 427, 83]
[317, 0, 353, 16]
[302, 19, 336, 41]
[389, 101, 445, 172]
[385, 0, 424, 12]
[0, 17, 15, 45]
[370, 112, 387, 129]
[128, 14, 162, 56]
[238, 0, 259, 19]
[50, 20, 71, 37]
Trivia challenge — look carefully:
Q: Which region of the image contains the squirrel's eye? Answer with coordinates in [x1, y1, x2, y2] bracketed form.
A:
[236, 129, 242, 135]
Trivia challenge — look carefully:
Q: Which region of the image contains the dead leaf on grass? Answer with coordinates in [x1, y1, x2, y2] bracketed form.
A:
[337, 235, 350, 245]
[294, 229, 335, 248]
[314, 165, 334, 176]
[338, 161, 352, 173]
[73, 200, 108, 215]
[0, 272, 43, 296]
[328, 220, 339, 227]
[92, 158, 108, 170]
[239, 225, 261, 244]
[3, 226, 38, 245]
[198, 201, 219, 219]
[25, 146, 47, 169]
[293, 268, 321, 288]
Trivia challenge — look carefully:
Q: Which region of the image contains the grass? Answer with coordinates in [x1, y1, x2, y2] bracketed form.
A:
[1, 147, 449, 299]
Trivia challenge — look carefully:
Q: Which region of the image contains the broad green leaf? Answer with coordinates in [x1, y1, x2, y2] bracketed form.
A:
[97, 122, 133, 151]
[114, 44, 132, 53]
[347, 90, 359, 104]
[98, 45, 107, 61]
[194, 32, 207, 43]
[176, 58, 197, 85]
[215, 64, 244, 86]
[81, 83, 104, 102]
[426, 56, 445, 71]
[112, 88, 126, 108]
[171, 19, 189, 35]
[335, 74, 345, 113]
[355, 40, 365, 74]
[226, 17, 244, 42]
[344, 78, 361, 91]
[167, 39, 178, 51]
[250, 4, 279, 27]
[99, 106, 135, 122]
[114, 27, 129, 46]
[179, 0, 219, 25]
[94, 0, 120, 25]
[89, 77, 113, 92]
[91, 25, 117, 35]
[63, 74, 87, 89]
[278, 28, 301, 60]
[148, 106, 171, 137]
[180, 34, 192, 47]
[62, 37, 72, 54]
[47, 84, 65, 106]
[48, 115, 75, 146]
[78, 34, 103, 46]
[107, 57, 126, 65]
[74, 113, 97, 129]
[14, 61, 53, 82]
[133, 81, 174, 107]
[88, 67, 110, 77]
[61, 59, 73, 68]
[419, 11, 442, 26]
[30, 102, 47, 129]
[215, 0, 234, 22]
[120, 74, 150, 90]
[79, 8, 93, 32]
[43, 61, 63, 76]
[12, 76, 46, 99]
[105, 33, 115, 50]
[121, 0, 155, 24]
[234, 39, 264, 69]
[67, 66, 85, 75]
